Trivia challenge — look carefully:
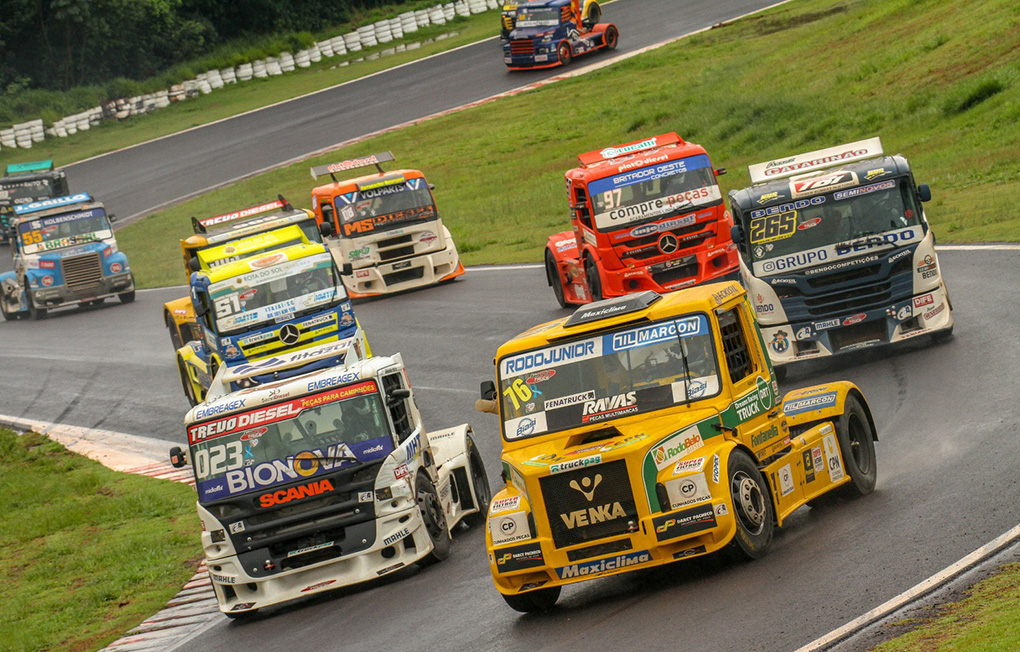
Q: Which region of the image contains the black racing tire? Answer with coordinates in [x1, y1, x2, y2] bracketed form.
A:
[462, 435, 491, 527]
[416, 472, 451, 566]
[501, 586, 561, 613]
[118, 290, 135, 304]
[0, 299, 14, 321]
[557, 42, 572, 66]
[833, 394, 877, 498]
[585, 2, 602, 27]
[583, 255, 603, 302]
[178, 357, 199, 407]
[166, 312, 184, 351]
[545, 249, 568, 309]
[723, 449, 775, 561]
[603, 24, 618, 51]
[27, 289, 47, 320]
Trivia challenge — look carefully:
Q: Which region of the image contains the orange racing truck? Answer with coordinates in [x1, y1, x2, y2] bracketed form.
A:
[545, 133, 739, 308]
[310, 152, 464, 299]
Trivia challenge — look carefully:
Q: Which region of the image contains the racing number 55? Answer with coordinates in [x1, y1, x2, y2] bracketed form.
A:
[503, 378, 533, 411]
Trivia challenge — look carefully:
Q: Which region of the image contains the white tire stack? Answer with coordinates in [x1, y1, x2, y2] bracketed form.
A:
[375, 20, 393, 44]
[389, 17, 403, 40]
[220, 67, 237, 84]
[344, 31, 362, 52]
[443, 3, 456, 20]
[266, 57, 283, 75]
[330, 36, 348, 56]
[415, 9, 431, 27]
[429, 5, 447, 25]
[279, 52, 296, 72]
[401, 12, 419, 34]
[236, 63, 254, 81]
[358, 25, 378, 48]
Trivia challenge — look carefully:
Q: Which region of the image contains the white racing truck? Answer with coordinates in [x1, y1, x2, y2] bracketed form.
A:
[170, 337, 490, 618]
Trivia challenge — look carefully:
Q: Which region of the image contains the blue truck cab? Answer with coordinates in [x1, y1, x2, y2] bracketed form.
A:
[503, 0, 617, 70]
[0, 193, 134, 320]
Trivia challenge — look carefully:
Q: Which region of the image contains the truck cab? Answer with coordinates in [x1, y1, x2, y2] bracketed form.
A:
[175, 236, 366, 405]
[170, 342, 489, 618]
[0, 160, 70, 243]
[545, 132, 739, 307]
[728, 137, 953, 373]
[0, 193, 134, 320]
[503, 0, 616, 69]
[478, 283, 878, 611]
[310, 152, 464, 298]
[163, 198, 327, 351]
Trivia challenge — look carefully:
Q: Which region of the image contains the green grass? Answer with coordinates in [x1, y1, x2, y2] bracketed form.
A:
[0, 429, 201, 652]
[0, 10, 499, 169]
[115, 0, 1020, 289]
[872, 562, 1020, 651]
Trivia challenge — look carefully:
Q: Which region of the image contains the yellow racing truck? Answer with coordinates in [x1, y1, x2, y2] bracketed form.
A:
[477, 283, 879, 611]
[164, 198, 329, 351]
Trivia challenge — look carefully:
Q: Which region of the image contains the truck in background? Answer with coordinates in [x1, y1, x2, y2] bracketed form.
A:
[1, 193, 134, 320]
[163, 197, 329, 351]
[0, 160, 70, 243]
[477, 284, 878, 611]
[545, 132, 739, 307]
[170, 339, 490, 618]
[727, 137, 953, 375]
[502, 0, 616, 70]
[310, 152, 464, 298]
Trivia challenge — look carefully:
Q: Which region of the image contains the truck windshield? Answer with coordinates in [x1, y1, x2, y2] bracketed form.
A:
[588, 154, 721, 232]
[749, 177, 922, 271]
[335, 178, 436, 238]
[186, 381, 394, 503]
[17, 208, 112, 255]
[516, 8, 560, 27]
[0, 177, 56, 206]
[209, 252, 345, 335]
[497, 314, 721, 441]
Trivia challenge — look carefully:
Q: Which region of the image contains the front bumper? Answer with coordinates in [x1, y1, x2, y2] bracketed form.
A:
[343, 244, 463, 297]
[30, 271, 134, 308]
[602, 245, 739, 297]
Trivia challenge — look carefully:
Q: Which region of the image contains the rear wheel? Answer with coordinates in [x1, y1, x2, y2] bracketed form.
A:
[166, 312, 184, 350]
[583, 255, 603, 302]
[178, 358, 199, 407]
[833, 395, 877, 498]
[723, 449, 774, 561]
[545, 249, 568, 309]
[416, 473, 451, 566]
[462, 436, 491, 527]
[501, 586, 561, 613]
[583, 1, 602, 27]
[603, 25, 618, 50]
[557, 42, 572, 66]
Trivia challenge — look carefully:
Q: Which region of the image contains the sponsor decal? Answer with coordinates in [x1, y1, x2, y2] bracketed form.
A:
[557, 550, 651, 579]
[798, 218, 821, 230]
[13, 192, 92, 215]
[834, 228, 919, 257]
[581, 392, 638, 423]
[490, 495, 522, 514]
[751, 425, 781, 448]
[651, 427, 705, 470]
[301, 580, 337, 593]
[888, 249, 912, 264]
[913, 293, 934, 309]
[376, 562, 405, 576]
[795, 327, 812, 341]
[814, 318, 840, 331]
[843, 314, 867, 326]
[924, 303, 945, 321]
[490, 511, 531, 545]
[733, 376, 775, 420]
[749, 196, 825, 219]
[803, 449, 816, 483]
[757, 192, 780, 205]
[495, 544, 545, 573]
[712, 455, 720, 484]
[544, 390, 596, 411]
[358, 491, 373, 503]
[600, 138, 658, 160]
[230, 603, 257, 612]
[783, 392, 838, 416]
[501, 339, 600, 376]
[755, 294, 775, 316]
[628, 214, 697, 238]
[778, 464, 795, 496]
[666, 473, 712, 510]
[210, 572, 236, 584]
[748, 138, 881, 184]
[673, 545, 708, 559]
[711, 284, 740, 305]
[229, 521, 245, 534]
[823, 434, 845, 483]
[609, 316, 706, 352]
[791, 171, 857, 198]
[652, 504, 717, 541]
[549, 454, 602, 474]
[526, 369, 556, 384]
[258, 478, 334, 508]
[289, 541, 335, 559]
[393, 464, 410, 479]
[382, 528, 410, 546]
[672, 457, 705, 476]
[833, 179, 896, 201]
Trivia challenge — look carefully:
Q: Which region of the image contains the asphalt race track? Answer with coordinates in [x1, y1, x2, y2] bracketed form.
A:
[2, 251, 1019, 650]
[2, 0, 1019, 648]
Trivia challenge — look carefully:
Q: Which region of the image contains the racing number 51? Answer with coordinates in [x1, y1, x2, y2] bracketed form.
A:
[502, 378, 533, 411]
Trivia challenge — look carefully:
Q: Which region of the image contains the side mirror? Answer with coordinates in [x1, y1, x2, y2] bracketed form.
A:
[480, 380, 497, 401]
[918, 184, 932, 202]
[187, 256, 201, 273]
[730, 224, 744, 245]
[169, 446, 188, 468]
[319, 221, 335, 237]
[341, 263, 353, 276]
[428, 183, 436, 191]
[714, 168, 727, 177]
[108, 214, 118, 222]
[387, 388, 411, 406]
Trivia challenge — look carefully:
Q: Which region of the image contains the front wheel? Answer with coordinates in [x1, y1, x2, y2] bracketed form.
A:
[26, 289, 47, 320]
[416, 473, 451, 566]
[177, 358, 199, 407]
[462, 436, 491, 527]
[583, 255, 603, 302]
[603, 25, 618, 51]
[833, 394, 877, 498]
[545, 249, 568, 309]
[501, 586, 561, 613]
[118, 291, 135, 304]
[723, 449, 774, 561]
[0, 299, 14, 321]
[557, 42, 572, 66]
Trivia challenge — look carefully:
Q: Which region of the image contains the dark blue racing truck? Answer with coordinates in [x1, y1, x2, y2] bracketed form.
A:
[503, 0, 617, 70]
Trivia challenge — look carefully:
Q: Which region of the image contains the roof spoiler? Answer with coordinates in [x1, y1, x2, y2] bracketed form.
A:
[577, 133, 683, 167]
[5, 160, 54, 176]
[747, 137, 883, 184]
[192, 195, 291, 233]
[310, 152, 395, 182]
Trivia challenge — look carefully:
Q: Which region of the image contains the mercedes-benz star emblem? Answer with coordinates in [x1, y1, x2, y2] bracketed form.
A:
[658, 233, 679, 255]
[279, 324, 301, 346]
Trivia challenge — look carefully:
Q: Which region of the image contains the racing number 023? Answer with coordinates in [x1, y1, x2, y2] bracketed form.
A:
[502, 378, 534, 411]
[193, 441, 244, 480]
[749, 211, 797, 244]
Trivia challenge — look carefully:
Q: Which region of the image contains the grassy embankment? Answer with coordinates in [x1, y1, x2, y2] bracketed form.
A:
[0, 8, 499, 169]
[112, 0, 1020, 289]
[0, 428, 200, 652]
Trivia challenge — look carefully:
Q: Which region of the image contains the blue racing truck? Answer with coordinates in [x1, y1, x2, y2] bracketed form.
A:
[1, 193, 134, 320]
[0, 160, 70, 243]
[727, 137, 953, 376]
[503, 0, 617, 70]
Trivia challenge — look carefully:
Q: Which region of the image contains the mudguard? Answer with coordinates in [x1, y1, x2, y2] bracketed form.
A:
[545, 232, 588, 305]
[781, 381, 877, 440]
[427, 424, 485, 529]
[0, 271, 27, 315]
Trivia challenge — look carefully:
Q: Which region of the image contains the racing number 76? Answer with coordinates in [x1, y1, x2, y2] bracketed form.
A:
[502, 378, 533, 411]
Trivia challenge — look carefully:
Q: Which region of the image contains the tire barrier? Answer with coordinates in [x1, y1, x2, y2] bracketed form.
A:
[2, 2, 495, 146]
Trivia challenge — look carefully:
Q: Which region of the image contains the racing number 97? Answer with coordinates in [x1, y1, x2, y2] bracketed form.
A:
[502, 378, 533, 411]
[749, 211, 797, 244]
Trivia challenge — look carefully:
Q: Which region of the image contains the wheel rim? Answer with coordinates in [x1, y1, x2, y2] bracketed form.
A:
[559, 44, 570, 64]
[607, 29, 617, 48]
[418, 485, 445, 540]
[731, 471, 766, 535]
[847, 413, 872, 473]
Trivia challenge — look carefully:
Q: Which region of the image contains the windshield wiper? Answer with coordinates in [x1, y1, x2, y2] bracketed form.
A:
[294, 454, 361, 465]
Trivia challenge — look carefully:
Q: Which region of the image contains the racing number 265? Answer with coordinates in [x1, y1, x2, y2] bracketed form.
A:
[502, 378, 533, 411]
[749, 211, 797, 244]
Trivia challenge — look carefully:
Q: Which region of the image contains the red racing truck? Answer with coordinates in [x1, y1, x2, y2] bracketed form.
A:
[545, 133, 739, 307]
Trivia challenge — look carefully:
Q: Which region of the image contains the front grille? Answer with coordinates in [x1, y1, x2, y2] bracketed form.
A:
[377, 234, 413, 249]
[379, 245, 416, 262]
[651, 258, 698, 286]
[510, 40, 534, 55]
[619, 223, 712, 262]
[802, 280, 893, 317]
[61, 253, 103, 295]
[383, 267, 425, 285]
[566, 538, 633, 562]
[829, 319, 888, 351]
[540, 459, 638, 549]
